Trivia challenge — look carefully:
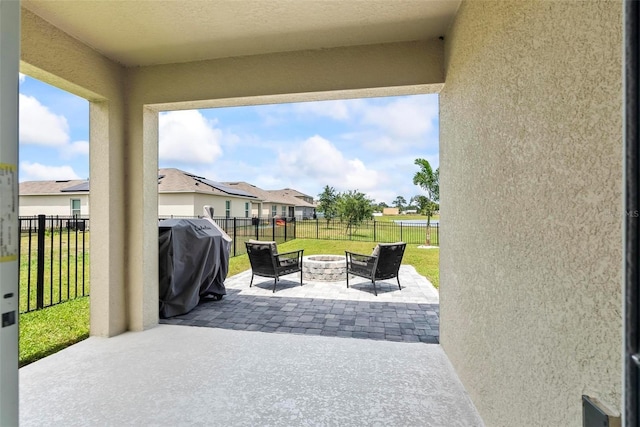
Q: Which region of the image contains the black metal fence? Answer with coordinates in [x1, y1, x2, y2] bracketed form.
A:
[158, 216, 439, 248]
[19, 215, 90, 314]
[19, 215, 437, 313]
[160, 216, 297, 258]
[295, 219, 439, 245]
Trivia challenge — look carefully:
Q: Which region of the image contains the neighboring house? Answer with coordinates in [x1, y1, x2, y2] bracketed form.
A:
[382, 207, 400, 215]
[222, 181, 294, 218]
[268, 188, 316, 219]
[19, 168, 261, 218]
[157, 168, 259, 218]
[20, 179, 90, 217]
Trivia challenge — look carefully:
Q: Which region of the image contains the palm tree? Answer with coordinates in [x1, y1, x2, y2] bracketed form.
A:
[412, 158, 439, 245]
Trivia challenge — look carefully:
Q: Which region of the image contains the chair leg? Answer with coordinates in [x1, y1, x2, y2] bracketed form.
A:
[346, 274, 349, 288]
[273, 277, 277, 293]
[372, 279, 377, 296]
[300, 271, 303, 287]
[397, 276, 402, 291]
[250, 273, 254, 287]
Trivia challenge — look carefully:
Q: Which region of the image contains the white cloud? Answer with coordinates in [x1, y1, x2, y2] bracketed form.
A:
[278, 135, 383, 192]
[70, 140, 89, 156]
[293, 100, 361, 121]
[289, 95, 439, 154]
[159, 110, 223, 164]
[19, 94, 70, 146]
[20, 161, 80, 181]
[19, 93, 90, 161]
[19, 73, 25, 84]
[361, 96, 438, 140]
[59, 140, 89, 159]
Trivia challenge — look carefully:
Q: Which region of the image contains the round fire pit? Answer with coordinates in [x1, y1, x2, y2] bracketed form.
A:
[303, 255, 346, 282]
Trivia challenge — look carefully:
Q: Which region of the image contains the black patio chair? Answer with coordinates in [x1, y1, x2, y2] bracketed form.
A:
[245, 240, 304, 292]
[345, 242, 406, 296]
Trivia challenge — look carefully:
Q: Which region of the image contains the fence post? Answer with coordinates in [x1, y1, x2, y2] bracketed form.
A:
[374, 220, 377, 241]
[82, 219, 86, 295]
[255, 218, 259, 240]
[36, 214, 45, 309]
[27, 219, 33, 312]
[233, 217, 237, 257]
[400, 222, 403, 242]
[316, 218, 319, 239]
[284, 218, 288, 241]
[272, 218, 276, 241]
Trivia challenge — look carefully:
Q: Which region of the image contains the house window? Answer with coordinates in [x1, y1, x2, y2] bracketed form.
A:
[282, 206, 286, 217]
[70, 199, 81, 217]
[225, 200, 231, 218]
[272, 205, 277, 217]
[245, 202, 250, 218]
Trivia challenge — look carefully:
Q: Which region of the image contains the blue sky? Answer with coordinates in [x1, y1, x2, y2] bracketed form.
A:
[19, 74, 439, 205]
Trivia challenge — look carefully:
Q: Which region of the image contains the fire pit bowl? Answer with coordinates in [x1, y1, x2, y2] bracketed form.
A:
[302, 255, 346, 282]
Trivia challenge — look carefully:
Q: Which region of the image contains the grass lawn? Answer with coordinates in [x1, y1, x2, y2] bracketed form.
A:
[373, 214, 439, 222]
[295, 218, 439, 245]
[20, 238, 438, 366]
[19, 296, 89, 367]
[20, 230, 90, 313]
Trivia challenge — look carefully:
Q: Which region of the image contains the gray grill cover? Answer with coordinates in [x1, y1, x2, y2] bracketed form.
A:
[159, 218, 230, 318]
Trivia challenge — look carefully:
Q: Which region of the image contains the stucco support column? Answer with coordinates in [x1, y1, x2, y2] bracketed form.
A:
[21, 5, 129, 337]
[0, 2, 19, 424]
[125, 105, 159, 331]
[89, 101, 127, 336]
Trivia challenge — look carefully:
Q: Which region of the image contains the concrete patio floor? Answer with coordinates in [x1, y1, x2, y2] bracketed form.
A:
[19, 266, 484, 426]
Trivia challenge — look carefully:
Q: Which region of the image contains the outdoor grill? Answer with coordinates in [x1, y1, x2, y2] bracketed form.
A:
[158, 218, 231, 318]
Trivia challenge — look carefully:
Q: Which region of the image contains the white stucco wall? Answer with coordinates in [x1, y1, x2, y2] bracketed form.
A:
[260, 203, 293, 218]
[19, 194, 89, 217]
[157, 193, 195, 217]
[192, 193, 252, 218]
[440, 1, 622, 425]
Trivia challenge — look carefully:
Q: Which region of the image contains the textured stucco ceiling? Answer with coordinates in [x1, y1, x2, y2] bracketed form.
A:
[22, 0, 460, 67]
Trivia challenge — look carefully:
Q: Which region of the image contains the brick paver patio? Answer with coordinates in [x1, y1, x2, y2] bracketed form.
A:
[161, 265, 440, 343]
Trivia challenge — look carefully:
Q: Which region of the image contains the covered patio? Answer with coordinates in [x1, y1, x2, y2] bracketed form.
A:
[0, 1, 626, 425]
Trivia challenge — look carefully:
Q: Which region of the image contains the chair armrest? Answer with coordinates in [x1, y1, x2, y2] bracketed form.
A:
[275, 249, 304, 266]
[276, 249, 304, 258]
[345, 251, 376, 260]
[345, 251, 377, 266]
[275, 249, 303, 271]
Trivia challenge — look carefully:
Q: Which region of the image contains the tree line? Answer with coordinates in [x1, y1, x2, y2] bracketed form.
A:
[316, 158, 439, 231]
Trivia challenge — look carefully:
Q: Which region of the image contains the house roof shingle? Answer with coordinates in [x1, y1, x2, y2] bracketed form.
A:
[222, 182, 286, 204]
[20, 179, 89, 195]
[20, 168, 260, 200]
[158, 168, 258, 199]
[276, 188, 314, 200]
[222, 182, 313, 207]
[267, 189, 316, 208]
